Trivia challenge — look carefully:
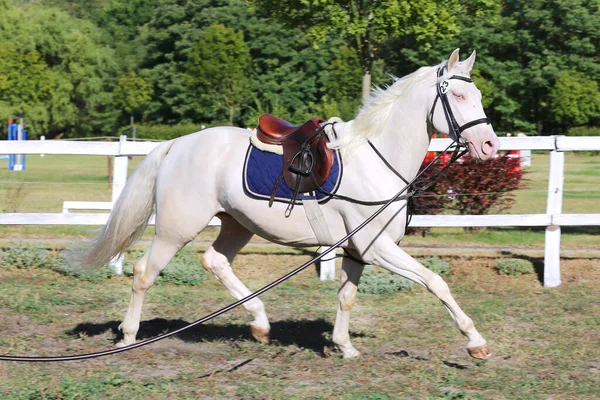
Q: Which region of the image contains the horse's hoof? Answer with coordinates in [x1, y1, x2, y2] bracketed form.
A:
[251, 325, 270, 344]
[115, 335, 136, 348]
[467, 345, 492, 359]
[342, 347, 361, 359]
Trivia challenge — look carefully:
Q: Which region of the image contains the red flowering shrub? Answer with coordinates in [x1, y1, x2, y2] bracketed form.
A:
[408, 153, 526, 234]
[443, 155, 525, 216]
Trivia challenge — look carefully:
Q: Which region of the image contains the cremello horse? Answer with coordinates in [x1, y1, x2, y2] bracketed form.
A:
[85, 49, 500, 359]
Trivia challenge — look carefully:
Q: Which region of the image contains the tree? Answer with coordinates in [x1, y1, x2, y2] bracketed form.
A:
[451, 0, 599, 134]
[0, 46, 56, 138]
[138, 0, 336, 126]
[383, 0, 599, 135]
[0, 3, 119, 137]
[34, 0, 108, 20]
[501, 0, 599, 134]
[550, 72, 600, 129]
[187, 24, 252, 125]
[250, 0, 462, 102]
[322, 46, 388, 120]
[114, 71, 154, 125]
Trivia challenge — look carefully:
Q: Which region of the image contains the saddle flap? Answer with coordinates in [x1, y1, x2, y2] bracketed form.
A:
[282, 133, 334, 193]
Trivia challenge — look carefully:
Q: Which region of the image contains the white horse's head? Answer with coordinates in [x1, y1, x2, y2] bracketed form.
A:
[429, 49, 500, 161]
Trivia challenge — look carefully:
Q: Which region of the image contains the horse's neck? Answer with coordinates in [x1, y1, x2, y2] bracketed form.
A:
[353, 91, 431, 182]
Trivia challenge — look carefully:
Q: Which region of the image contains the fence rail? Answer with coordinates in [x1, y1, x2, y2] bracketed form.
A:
[1, 135, 599, 287]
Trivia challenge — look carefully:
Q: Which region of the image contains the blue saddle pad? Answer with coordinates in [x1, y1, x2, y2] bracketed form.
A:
[243, 144, 343, 205]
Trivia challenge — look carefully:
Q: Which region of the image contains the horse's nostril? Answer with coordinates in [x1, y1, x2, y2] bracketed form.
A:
[482, 140, 494, 155]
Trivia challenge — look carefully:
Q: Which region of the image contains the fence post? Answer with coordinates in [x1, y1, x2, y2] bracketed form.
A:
[319, 247, 336, 280]
[110, 135, 129, 275]
[544, 138, 564, 287]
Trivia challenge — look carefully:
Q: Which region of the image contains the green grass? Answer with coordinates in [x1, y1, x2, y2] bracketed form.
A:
[0, 154, 143, 213]
[0, 253, 599, 399]
[510, 152, 600, 214]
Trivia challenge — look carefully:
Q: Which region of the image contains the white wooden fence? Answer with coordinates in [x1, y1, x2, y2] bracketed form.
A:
[1, 135, 599, 287]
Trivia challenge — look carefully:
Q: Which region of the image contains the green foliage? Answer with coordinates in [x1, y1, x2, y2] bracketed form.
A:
[453, 0, 598, 134]
[550, 72, 600, 128]
[123, 247, 206, 286]
[252, 0, 461, 100]
[100, 0, 161, 42]
[0, 243, 113, 282]
[420, 256, 451, 276]
[0, 3, 119, 138]
[567, 126, 600, 137]
[3, 0, 598, 136]
[495, 258, 535, 276]
[114, 71, 154, 117]
[187, 24, 252, 125]
[50, 255, 114, 283]
[358, 265, 414, 294]
[127, 123, 207, 141]
[0, 243, 50, 270]
[245, 19, 336, 123]
[158, 261, 206, 287]
[323, 46, 362, 120]
[252, 0, 460, 67]
[0, 46, 55, 138]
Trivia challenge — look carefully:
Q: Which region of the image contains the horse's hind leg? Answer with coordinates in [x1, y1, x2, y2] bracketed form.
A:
[332, 255, 364, 358]
[201, 215, 271, 343]
[117, 235, 187, 347]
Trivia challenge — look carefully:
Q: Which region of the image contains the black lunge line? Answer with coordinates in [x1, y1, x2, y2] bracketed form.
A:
[0, 141, 461, 362]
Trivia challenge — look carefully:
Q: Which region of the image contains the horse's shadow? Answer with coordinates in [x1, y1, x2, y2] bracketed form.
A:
[68, 318, 365, 354]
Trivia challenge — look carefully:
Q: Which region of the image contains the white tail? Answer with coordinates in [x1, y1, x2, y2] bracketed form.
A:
[83, 140, 175, 268]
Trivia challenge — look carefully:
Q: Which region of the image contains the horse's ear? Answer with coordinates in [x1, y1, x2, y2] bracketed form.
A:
[463, 50, 476, 73]
[448, 48, 460, 71]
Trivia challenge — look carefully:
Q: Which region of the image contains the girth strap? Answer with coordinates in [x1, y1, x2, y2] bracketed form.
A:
[303, 197, 334, 246]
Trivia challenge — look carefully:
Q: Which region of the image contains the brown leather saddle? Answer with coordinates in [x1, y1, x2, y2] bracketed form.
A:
[256, 114, 335, 199]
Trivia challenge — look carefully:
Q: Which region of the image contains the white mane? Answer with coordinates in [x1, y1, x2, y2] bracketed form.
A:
[329, 64, 439, 157]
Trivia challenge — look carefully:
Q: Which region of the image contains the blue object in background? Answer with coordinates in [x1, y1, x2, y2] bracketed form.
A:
[7, 122, 26, 170]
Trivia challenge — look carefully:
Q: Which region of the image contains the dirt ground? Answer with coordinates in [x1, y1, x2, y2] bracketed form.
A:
[0, 251, 599, 399]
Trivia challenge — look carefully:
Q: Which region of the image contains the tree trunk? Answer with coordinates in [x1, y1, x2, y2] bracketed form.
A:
[362, 71, 372, 104]
[536, 120, 544, 136]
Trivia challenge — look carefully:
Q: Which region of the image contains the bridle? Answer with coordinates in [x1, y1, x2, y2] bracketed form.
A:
[429, 64, 491, 142]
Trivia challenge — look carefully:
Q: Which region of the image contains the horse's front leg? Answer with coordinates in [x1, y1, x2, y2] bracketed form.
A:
[370, 240, 491, 359]
[332, 255, 364, 358]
